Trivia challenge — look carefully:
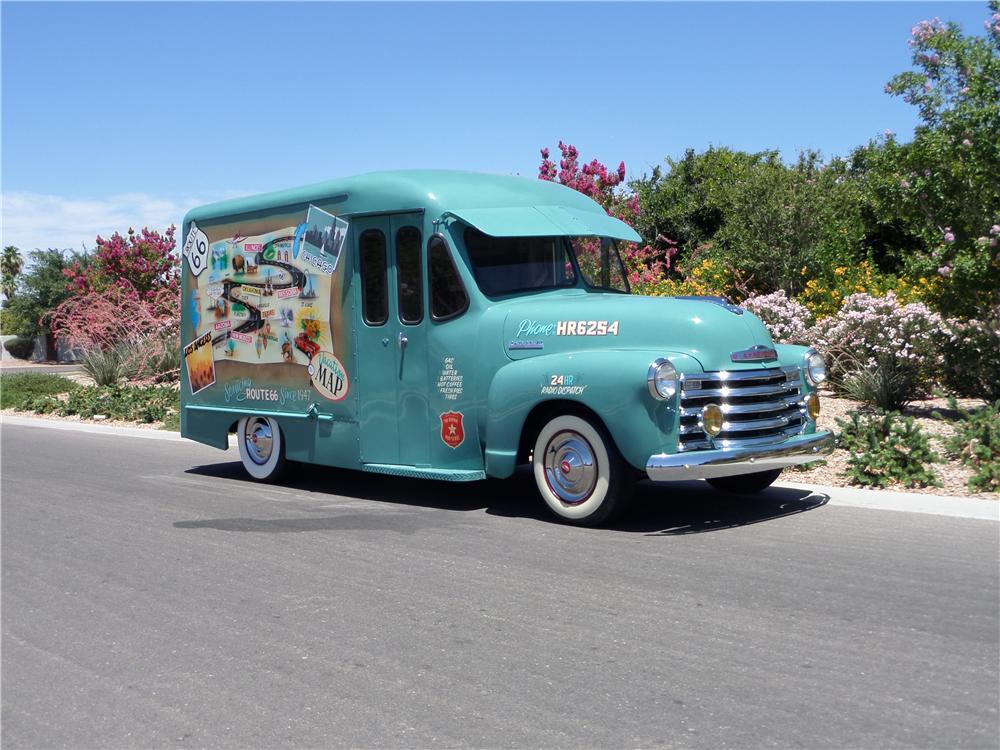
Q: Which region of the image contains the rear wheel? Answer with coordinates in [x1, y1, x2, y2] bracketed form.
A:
[706, 468, 782, 494]
[237, 416, 286, 482]
[532, 415, 632, 526]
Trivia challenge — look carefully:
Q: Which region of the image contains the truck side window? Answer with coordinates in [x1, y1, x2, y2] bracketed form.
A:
[360, 229, 388, 325]
[428, 236, 469, 321]
[396, 226, 423, 324]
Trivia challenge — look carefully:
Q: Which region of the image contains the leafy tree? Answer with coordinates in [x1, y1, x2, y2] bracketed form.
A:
[632, 148, 864, 297]
[0, 250, 83, 341]
[1, 246, 24, 301]
[852, 2, 1000, 316]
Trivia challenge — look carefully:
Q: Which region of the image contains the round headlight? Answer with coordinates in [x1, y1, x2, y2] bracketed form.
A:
[702, 403, 724, 437]
[804, 349, 827, 386]
[647, 358, 678, 400]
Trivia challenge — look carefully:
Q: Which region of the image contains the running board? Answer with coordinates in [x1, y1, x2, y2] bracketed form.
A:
[361, 464, 486, 482]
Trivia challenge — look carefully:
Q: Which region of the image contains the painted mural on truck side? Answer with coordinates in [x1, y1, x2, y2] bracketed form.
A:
[181, 204, 351, 404]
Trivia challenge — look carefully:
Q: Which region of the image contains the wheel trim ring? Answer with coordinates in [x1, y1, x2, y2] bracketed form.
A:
[543, 431, 598, 504]
[244, 418, 273, 465]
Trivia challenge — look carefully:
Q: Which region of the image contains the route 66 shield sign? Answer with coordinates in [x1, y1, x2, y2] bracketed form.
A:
[183, 222, 209, 277]
[440, 412, 465, 449]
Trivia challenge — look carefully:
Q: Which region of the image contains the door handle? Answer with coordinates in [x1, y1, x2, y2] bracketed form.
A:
[398, 332, 408, 351]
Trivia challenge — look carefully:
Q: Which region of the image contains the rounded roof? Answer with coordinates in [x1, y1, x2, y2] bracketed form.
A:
[184, 170, 609, 224]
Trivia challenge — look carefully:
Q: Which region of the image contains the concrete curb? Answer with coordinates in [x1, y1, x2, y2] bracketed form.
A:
[3, 414, 996, 521]
[2, 414, 188, 442]
[777, 481, 998, 522]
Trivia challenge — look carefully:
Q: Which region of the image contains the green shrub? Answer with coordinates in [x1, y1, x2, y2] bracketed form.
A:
[940, 399, 1000, 493]
[21, 384, 178, 424]
[0, 372, 78, 409]
[836, 411, 941, 488]
[3, 336, 35, 360]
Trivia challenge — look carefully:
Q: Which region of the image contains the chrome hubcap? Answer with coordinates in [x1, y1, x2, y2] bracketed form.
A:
[544, 430, 597, 504]
[244, 418, 273, 465]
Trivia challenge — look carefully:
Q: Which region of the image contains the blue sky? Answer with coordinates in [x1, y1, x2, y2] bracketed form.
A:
[1, 1, 992, 252]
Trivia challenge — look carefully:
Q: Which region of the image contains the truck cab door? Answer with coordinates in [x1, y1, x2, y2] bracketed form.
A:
[355, 213, 429, 466]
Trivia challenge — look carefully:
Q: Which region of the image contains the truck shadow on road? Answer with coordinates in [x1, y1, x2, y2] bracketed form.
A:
[180, 461, 829, 535]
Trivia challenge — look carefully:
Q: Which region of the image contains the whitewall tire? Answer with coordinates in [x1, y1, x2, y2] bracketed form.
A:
[532, 414, 632, 526]
[237, 416, 286, 482]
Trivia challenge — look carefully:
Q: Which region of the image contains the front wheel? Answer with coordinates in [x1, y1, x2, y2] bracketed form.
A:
[532, 415, 632, 526]
[706, 468, 782, 494]
[237, 416, 286, 482]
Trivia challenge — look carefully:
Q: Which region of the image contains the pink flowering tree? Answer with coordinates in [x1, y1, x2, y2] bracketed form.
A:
[55, 226, 180, 382]
[539, 142, 676, 291]
[64, 226, 179, 302]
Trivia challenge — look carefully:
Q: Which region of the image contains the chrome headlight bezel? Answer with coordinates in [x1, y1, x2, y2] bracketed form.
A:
[804, 348, 827, 386]
[647, 358, 678, 400]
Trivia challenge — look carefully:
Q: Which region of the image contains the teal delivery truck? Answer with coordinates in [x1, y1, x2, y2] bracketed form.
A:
[181, 171, 834, 525]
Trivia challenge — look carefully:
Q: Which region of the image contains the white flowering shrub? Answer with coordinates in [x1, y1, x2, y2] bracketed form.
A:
[941, 306, 1000, 401]
[810, 292, 945, 406]
[742, 291, 814, 344]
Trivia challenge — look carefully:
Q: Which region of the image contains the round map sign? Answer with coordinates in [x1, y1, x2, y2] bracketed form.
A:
[308, 351, 349, 402]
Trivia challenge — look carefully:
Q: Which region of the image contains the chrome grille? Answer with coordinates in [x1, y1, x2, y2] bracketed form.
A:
[678, 367, 806, 452]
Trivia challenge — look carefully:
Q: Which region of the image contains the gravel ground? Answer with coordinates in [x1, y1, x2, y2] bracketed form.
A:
[795, 389, 995, 499]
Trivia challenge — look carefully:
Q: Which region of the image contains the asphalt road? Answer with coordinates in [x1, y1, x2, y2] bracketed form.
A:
[2, 424, 998, 749]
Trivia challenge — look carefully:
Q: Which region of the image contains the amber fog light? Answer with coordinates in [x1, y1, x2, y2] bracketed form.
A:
[806, 392, 821, 420]
[702, 403, 724, 437]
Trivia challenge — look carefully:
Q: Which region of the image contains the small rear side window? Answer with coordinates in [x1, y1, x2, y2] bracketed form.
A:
[428, 236, 469, 321]
[360, 229, 388, 325]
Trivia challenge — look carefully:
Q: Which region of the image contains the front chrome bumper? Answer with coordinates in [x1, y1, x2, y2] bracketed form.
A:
[646, 431, 836, 481]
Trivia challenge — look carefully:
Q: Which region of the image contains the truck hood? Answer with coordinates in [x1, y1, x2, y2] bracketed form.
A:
[501, 292, 776, 372]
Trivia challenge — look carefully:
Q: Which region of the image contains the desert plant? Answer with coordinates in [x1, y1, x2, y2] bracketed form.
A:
[47, 282, 179, 383]
[940, 398, 1000, 492]
[136, 332, 181, 383]
[836, 411, 942, 488]
[838, 351, 922, 410]
[79, 343, 135, 386]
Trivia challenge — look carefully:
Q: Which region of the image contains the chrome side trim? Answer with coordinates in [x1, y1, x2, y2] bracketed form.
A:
[646, 431, 836, 481]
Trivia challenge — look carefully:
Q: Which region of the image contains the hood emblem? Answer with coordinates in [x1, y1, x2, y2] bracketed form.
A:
[731, 345, 778, 362]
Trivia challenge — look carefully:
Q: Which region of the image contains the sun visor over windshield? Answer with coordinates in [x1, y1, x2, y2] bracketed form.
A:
[445, 205, 642, 243]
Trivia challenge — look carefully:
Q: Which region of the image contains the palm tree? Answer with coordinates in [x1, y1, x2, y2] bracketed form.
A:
[1, 245, 24, 301]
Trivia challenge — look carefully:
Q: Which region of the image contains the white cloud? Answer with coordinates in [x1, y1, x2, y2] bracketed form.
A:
[0, 190, 248, 254]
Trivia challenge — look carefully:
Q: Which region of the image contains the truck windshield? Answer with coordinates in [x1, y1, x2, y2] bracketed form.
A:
[464, 228, 630, 297]
[464, 228, 576, 297]
[571, 237, 630, 293]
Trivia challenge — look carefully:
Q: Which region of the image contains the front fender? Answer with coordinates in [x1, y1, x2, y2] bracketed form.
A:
[482, 350, 701, 477]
